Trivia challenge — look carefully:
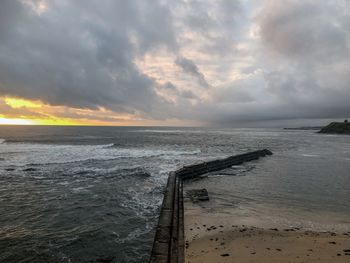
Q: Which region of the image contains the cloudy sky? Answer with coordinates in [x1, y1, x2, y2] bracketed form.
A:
[0, 0, 349, 126]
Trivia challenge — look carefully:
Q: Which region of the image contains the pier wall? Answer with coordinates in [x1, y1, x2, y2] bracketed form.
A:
[149, 149, 272, 263]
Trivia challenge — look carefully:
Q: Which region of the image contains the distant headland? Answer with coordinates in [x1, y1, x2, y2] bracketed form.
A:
[318, 120, 350, 135]
[284, 120, 350, 134]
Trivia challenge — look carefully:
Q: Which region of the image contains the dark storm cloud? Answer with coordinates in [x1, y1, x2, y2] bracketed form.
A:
[0, 0, 175, 116]
[0, 0, 23, 39]
[1, 0, 350, 126]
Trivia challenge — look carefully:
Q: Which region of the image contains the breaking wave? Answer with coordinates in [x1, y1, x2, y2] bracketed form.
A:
[0, 142, 201, 166]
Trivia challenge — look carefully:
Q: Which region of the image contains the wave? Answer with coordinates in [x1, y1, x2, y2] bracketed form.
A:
[0, 142, 201, 166]
[0, 138, 6, 144]
[24, 157, 123, 166]
[132, 129, 202, 133]
[102, 143, 115, 148]
[301, 154, 320, 157]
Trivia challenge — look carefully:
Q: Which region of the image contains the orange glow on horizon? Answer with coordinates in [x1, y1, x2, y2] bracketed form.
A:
[1, 96, 106, 126]
[0, 96, 199, 126]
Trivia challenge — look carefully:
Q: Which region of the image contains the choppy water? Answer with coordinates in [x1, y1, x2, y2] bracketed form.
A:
[0, 126, 349, 262]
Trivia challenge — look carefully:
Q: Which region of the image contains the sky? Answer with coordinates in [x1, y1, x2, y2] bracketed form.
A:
[0, 0, 350, 127]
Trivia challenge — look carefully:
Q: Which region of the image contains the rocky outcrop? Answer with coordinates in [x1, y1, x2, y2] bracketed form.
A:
[186, 189, 209, 202]
[319, 121, 350, 135]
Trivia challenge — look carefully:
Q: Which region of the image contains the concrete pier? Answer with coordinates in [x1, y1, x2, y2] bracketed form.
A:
[149, 149, 273, 263]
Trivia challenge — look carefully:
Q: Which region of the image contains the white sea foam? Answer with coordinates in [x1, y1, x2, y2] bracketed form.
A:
[0, 142, 200, 166]
[301, 154, 320, 157]
[0, 139, 5, 144]
[71, 186, 89, 193]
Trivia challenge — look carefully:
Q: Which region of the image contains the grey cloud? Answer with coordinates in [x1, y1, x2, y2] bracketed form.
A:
[160, 82, 198, 100]
[175, 57, 211, 89]
[180, 90, 197, 99]
[194, 62, 350, 126]
[178, 0, 244, 55]
[257, 0, 349, 61]
[228, 0, 350, 124]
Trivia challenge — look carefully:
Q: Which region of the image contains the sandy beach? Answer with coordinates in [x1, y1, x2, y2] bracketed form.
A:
[184, 183, 350, 263]
[185, 223, 350, 263]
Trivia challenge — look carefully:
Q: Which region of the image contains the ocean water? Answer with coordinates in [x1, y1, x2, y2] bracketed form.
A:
[0, 126, 349, 262]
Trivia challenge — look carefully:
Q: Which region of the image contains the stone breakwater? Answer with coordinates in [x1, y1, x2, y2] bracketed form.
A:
[149, 149, 273, 263]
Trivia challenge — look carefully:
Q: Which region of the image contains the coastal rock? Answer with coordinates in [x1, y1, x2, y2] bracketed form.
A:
[123, 167, 151, 177]
[318, 121, 350, 134]
[23, 168, 37, 172]
[186, 189, 209, 202]
[134, 171, 151, 177]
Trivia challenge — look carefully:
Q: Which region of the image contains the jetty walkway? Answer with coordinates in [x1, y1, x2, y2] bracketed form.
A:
[149, 149, 273, 263]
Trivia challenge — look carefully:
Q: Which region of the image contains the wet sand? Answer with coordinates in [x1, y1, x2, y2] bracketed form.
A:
[184, 195, 350, 262]
[185, 223, 350, 263]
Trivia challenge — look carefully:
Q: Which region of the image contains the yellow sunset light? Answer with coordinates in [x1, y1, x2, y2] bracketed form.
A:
[0, 117, 33, 125]
[5, 97, 42, 108]
[32, 118, 79, 126]
[1, 96, 178, 126]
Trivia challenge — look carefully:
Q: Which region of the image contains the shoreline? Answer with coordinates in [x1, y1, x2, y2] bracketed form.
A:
[184, 187, 350, 262]
[185, 223, 350, 263]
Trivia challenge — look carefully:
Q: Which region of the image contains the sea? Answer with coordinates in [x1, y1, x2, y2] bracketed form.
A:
[0, 126, 349, 262]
